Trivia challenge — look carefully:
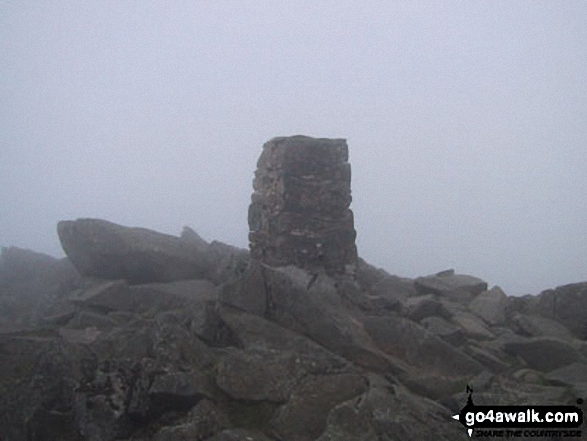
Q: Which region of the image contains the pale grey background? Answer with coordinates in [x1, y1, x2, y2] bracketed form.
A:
[1, 1, 586, 295]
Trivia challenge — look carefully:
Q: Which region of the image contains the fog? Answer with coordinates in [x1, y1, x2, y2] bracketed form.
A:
[1, 1, 586, 295]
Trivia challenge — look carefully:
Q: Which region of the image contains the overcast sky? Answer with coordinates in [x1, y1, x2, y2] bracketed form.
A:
[1, 1, 586, 295]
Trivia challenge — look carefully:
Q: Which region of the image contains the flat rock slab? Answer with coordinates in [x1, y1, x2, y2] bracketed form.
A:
[415, 270, 488, 304]
[58, 218, 212, 284]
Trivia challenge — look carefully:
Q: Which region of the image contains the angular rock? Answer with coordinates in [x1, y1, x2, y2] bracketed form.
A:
[69, 279, 218, 314]
[420, 316, 466, 346]
[205, 241, 250, 285]
[511, 313, 575, 340]
[317, 377, 464, 441]
[149, 370, 214, 413]
[545, 362, 587, 396]
[450, 311, 495, 340]
[463, 345, 509, 373]
[414, 270, 488, 304]
[503, 337, 583, 372]
[220, 263, 400, 374]
[468, 286, 507, 326]
[216, 349, 306, 402]
[0, 246, 81, 331]
[58, 218, 213, 284]
[368, 274, 417, 305]
[529, 282, 587, 339]
[153, 399, 231, 441]
[218, 307, 350, 371]
[180, 226, 209, 250]
[363, 315, 484, 377]
[405, 294, 452, 322]
[248, 136, 357, 275]
[269, 372, 367, 441]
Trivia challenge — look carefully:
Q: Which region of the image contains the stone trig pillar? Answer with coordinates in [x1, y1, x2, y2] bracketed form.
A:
[248, 136, 358, 275]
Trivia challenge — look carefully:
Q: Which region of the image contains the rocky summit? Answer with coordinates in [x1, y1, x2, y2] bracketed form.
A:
[1, 136, 586, 441]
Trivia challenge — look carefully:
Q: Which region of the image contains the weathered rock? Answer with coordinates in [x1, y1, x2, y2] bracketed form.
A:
[420, 316, 466, 346]
[269, 372, 367, 441]
[317, 377, 465, 441]
[205, 241, 250, 284]
[180, 226, 209, 250]
[529, 282, 587, 339]
[207, 429, 274, 441]
[216, 349, 307, 403]
[511, 313, 575, 340]
[368, 274, 417, 305]
[220, 263, 401, 374]
[463, 345, 509, 373]
[69, 279, 218, 314]
[58, 218, 213, 284]
[149, 371, 214, 413]
[468, 286, 507, 326]
[544, 362, 587, 398]
[153, 399, 231, 441]
[363, 315, 484, 377]
[248, 136, 357, 275]
[405, 294, 452, 322]
[503, 337, 583, 372]
[450, 311, 496, 340]
[218, 307, 350, 371]
[0, 246, 81, 331]
[415, 270, 488, 304]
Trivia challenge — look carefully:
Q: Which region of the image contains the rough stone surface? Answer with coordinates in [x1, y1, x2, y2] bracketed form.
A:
[530, 282, 587, 339]
[248, 136, 357, 275]
[58, 218, 213, 284]
[3, 148, 587, 440]
[468, 286, 508, 326]
[415, 270, 488, 303]
[503, 337, 583, 372]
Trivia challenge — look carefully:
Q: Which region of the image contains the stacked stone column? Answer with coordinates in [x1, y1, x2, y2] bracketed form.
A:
[248, 136, 358, 275]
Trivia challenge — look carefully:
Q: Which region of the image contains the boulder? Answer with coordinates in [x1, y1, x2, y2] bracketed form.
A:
[220, 263, 401, 374]
[216, 349, 310, 403]
[153, 399, 231, 441]
[368, 274, 417, 305]
[405, 294, 452, 322]
[450, 311, 496, 340]
[510, 313, 575, 340]
[317, 377, 465, 441]
[0, 246, 81, 331]
[544, 362, 587, 398]
[269, 372, 367, 441]
[363, 315, 484, 377]
[468, 286, 507, 326]
[420, 316, 466, 346]
[57, 218, 213, 284]
[529, 282, 587, 339]
[180, 226, 209, 250]
[503, 337, 583, 372]
[69, 279, 218, 314]
[414, 269, 488, 304]
[149, 370, 214, 413]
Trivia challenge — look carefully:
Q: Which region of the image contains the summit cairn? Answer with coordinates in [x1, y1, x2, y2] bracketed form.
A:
[248, 135, 358, 275]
